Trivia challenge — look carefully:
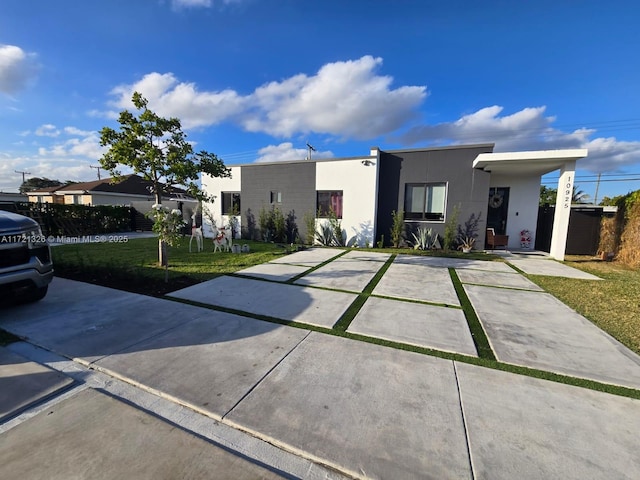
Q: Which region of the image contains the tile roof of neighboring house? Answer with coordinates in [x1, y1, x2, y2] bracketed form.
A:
[26, 185, 62, 194]
[29, 175, 193, 199]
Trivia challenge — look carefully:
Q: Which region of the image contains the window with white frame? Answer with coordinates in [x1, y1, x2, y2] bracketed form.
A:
[404, 183, 447, 221]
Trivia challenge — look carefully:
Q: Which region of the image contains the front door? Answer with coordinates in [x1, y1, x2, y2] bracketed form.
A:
[487, 187, 510, 235]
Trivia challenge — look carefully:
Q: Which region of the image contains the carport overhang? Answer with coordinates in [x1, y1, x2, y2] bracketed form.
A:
[473, 149, 588, 261]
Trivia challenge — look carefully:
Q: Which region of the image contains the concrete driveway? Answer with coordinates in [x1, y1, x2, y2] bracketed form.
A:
[1, 249, 640, 479]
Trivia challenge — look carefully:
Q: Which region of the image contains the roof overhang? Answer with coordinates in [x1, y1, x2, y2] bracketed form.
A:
[473, 149, 588, 176]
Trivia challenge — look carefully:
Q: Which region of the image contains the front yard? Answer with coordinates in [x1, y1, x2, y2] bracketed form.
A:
[51, 237, 290, 296]
[50, 237, 640, 356]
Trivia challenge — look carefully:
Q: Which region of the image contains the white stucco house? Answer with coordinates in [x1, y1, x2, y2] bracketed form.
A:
[202, 144, 587, 260]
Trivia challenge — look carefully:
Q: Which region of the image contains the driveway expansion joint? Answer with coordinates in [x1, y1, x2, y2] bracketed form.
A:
[221, 330, 313, 420]
[453, 361, 476, 480]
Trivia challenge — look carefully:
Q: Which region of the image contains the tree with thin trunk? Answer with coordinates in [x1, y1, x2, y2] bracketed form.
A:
[100, 91, 230, 266]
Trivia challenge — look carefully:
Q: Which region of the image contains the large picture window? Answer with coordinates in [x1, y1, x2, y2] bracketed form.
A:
[404, 183, 446, 221]
[317, 190, 343, 218]
[221, 192, 241, 215]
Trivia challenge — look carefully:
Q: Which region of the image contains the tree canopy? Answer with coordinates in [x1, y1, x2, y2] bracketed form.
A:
[539, 185, 590, 206]
[19, 177, 64, 194]
[99, 92, 230, 205]
[99, 92, 230, 267]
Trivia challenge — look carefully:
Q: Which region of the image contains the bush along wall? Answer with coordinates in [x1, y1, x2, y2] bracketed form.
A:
[616, 191, 640, 268]
[599, 190, 640, 268]
[7, 202, 134, 236]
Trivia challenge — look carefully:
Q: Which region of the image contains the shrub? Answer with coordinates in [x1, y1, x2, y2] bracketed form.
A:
[390, 210, 405, 248]
[4, 202, 132, 236]
[598, 189, 640, 267]
[443, 204, 460, 251]
[328, 208, 345, 246]
[258, 205, 286, 243]
[285, 210, 298, 244]
[303, 210, 316, 245]
[617, 194, 640, 268]
[457, 211, 482, 249]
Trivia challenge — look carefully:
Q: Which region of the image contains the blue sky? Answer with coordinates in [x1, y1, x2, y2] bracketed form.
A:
[2, 0, 640, 202]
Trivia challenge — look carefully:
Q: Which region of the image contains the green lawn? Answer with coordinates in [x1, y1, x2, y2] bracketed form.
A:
[51, 236, 291, 296]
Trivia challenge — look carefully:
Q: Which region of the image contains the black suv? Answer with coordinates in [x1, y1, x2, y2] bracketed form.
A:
[0, 211, 54, 303]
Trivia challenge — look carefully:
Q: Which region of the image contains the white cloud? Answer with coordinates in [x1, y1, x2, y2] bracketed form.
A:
[400, 105, 640, 173]
[172, 0, 211, 8]
[109, 72, 244, 129]
[255, 142, 334, 163]
[0, 155, 93, 192]
[171, 0, 244, 8]
[64, 126, 94, 137]
[106, 56, 426, 138]
[38, 131, 105, 160]
[0, 44, 39, 95]
[35, 124, 60, 137]
[244, 56, 427, 139]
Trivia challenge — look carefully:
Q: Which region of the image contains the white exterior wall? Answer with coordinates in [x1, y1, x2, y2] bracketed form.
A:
[316, 158, 378, 247]
[201, 167, 241, 238]
[489, 174, 540, 249]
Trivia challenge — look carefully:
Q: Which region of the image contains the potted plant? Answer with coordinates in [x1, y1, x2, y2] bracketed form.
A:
[458, 236, 476, 253]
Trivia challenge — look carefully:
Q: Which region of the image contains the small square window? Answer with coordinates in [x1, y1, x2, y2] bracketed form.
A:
[221, 192, 241, 215]
[270, 191, 282, 204]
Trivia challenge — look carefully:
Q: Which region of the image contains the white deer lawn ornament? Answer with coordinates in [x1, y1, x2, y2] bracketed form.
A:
[212, 225, 232, 253]
[189, 226, 203, 252]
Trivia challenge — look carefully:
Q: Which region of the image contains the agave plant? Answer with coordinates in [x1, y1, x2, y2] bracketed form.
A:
[315, 222, 335, 246]
[411, 226, 440, 250]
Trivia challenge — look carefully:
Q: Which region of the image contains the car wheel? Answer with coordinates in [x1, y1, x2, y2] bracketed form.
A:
[20, 285, 49, 303]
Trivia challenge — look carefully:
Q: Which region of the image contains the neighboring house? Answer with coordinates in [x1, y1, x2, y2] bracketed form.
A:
[202, 144, 587, 260]
[26, 174, 197, 216]
[0, 192, 28, 203]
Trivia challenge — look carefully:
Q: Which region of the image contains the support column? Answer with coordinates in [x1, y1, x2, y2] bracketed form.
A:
[549, 161, 575, 260]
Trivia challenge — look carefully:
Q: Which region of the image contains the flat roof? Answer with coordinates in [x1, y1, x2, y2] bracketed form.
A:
[383, 143, 495, 154]
[226, 154, 376, 168]
[473, 149, 588, 176]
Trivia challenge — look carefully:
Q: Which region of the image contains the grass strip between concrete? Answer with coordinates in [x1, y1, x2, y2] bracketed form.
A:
[166, 296, 640, 401]
[0, 329, 21, 346]
[286, 249, 350, 284]
[449, 268, 496, 361]
[332, 254, 396, 332]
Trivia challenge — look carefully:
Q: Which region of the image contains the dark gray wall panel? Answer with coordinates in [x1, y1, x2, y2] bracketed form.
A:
[376, 145, 493, 246]
[241, 162, 316, 240]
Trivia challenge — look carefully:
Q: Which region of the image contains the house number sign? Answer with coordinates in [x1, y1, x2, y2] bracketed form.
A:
[563, 176, 572, 209]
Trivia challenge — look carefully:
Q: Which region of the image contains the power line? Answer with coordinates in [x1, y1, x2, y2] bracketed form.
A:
[542, 178, 640, 184]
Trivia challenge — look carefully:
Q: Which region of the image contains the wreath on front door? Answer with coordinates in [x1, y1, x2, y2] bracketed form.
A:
[489, 192, 504, 209]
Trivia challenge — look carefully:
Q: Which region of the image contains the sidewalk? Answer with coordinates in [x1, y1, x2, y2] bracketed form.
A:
[2, 251, 640, 479]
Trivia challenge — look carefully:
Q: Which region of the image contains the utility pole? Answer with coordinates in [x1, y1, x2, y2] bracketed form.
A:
[306, 142, 316, 161]
[90, 165, 102, 180]
[593, 173, 602, 205]
[15, 170, 31, 184]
